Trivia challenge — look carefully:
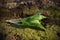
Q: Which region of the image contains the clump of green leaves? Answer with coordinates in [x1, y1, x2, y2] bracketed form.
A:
[6, 9, 46, 30]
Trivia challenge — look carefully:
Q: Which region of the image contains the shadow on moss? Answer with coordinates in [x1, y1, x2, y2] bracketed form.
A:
[9, 23, 45, 31]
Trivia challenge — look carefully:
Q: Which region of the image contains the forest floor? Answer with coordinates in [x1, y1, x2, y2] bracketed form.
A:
[0, 8, 60, 40]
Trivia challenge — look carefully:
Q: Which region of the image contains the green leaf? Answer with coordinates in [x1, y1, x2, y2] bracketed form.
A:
[6, 9, 46, 30]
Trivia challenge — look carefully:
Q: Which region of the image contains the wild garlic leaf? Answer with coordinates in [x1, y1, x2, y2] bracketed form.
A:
[6, 9, 46, 30]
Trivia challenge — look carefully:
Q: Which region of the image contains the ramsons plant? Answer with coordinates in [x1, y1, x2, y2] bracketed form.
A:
[6, 9, 46, 30]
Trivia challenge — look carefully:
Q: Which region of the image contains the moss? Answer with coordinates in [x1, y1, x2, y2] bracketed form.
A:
[0, 22, 60, 40]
